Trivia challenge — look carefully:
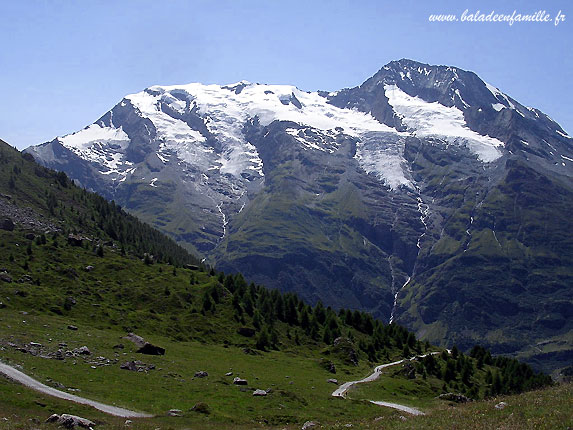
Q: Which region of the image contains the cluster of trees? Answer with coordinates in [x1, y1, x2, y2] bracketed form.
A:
[414, 346, 552, 399]
[470, 346, 552, 396]
[202, 272, 430, 360]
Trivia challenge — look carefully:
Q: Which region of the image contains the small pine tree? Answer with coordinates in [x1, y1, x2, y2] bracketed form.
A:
[323, 326, 332, 345]
[256, 326, 271, 351]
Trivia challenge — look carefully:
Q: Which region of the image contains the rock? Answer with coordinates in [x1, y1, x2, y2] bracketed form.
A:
[46, 413, 95, 428]
[46, 414, 60, 423]
[302, 421, 318, 430]
[125, 333, 146, 348]
[319, 358, 337, 374]
[125, 333, 165, 355]
[67, 234, 84, 246]
[233, 377, 248, 385]
[194, 371, 208, 378]
[438, 393, 471, 403]
[398, 415, 407, 421]
[75, 346, 91, 355]
[237, 327, 256, 337]
[495, 401, 508, 410]
[184, 264, 200, 270]
[55, 349, 65, 360]
[253, 389, 267, 396]
[85, 266, 94, 272]
[167, 409, 183, 417]
[332, 337, 358, 366]
[327, 378, 338, 384]
[113, 344, 124, 349]
[120, 361, 138, 371]
[191, 402, 210, 414]
[120, 360, 154, 372]
[137, 342, 165, 355]
[402, 362, 416, 379]
[124, 419, 132, 426]
[225, 371, 233, 376]
[0, 217, 14, 231]
[0, 273, 12, 283]
[0, 302, 6, 309]
[67, 325, 78, 331]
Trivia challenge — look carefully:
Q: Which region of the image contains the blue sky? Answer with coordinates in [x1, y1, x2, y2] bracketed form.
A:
[1, 0, 571, 149]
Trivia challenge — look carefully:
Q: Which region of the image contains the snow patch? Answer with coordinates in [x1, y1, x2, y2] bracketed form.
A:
[385, 84, 504, 162]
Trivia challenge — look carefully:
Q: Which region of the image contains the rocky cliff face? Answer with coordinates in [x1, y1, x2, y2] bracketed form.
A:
[26, 59, 573, 370]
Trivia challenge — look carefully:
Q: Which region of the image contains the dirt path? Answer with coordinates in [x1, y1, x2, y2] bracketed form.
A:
[332, 352, 442, 415]
[0, 361, 153, 418]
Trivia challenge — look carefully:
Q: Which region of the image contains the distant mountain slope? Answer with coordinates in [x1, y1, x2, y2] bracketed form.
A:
[25, 59, 573, 371]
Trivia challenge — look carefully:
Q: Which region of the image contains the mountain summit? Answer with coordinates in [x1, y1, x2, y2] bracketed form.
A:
[26, 60, 573, 370]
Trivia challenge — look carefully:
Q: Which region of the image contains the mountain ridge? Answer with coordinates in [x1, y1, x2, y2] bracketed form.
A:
[25, 59, 573, 371]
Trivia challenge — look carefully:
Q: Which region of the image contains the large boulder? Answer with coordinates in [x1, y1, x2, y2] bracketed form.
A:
[125, 333, 165, 355]
[233, 377, 248, 385]
[46, 413, 95, 428]
[137, 342, 165, 355]
[74, 346, 91, 355]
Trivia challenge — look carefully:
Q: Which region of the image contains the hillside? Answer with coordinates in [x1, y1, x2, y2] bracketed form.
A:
[0, 139, 556, 428]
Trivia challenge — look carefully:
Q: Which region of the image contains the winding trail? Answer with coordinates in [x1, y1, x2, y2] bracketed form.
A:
[0, 361, 153, 418]
[332, 352, 442, 416]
